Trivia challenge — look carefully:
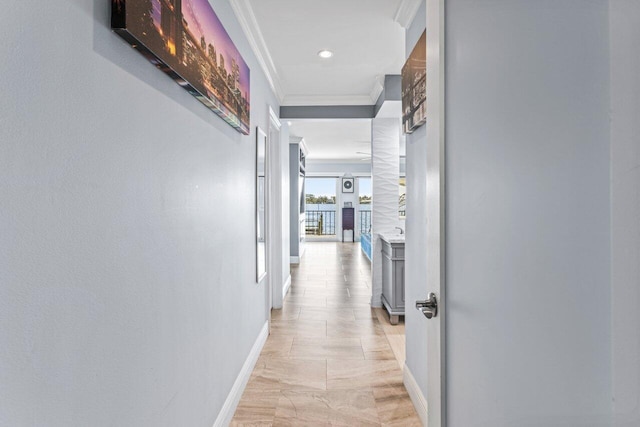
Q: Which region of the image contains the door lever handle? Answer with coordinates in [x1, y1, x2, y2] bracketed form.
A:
[416, 293, 438, 319]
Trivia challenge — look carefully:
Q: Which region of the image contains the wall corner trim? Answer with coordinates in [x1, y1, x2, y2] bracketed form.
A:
[403, 363, 429, 426]
[283, 275, 292, 299]
[212, 321, 269, 427]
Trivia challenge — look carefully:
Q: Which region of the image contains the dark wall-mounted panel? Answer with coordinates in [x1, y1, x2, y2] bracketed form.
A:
[280, 105, 375, 120]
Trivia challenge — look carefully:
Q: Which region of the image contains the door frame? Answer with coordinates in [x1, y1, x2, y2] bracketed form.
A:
[425, 0, 447, 425]
[267, 106, 283, 313]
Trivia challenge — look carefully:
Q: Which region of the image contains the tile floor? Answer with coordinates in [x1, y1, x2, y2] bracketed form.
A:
[231, 242, 421, 426]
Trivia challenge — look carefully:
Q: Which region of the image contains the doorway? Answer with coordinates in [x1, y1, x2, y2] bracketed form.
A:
[304, 177, 337, 240]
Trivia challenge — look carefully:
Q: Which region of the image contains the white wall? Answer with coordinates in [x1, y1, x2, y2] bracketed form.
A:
[0, 1, 278, 425]
[610, 1, 640, 425]
[444, 1, 611, 425]
[371, 118, 402, 307]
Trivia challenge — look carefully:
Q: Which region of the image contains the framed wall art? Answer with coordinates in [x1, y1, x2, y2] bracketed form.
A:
[112, 0, 250, 134]
[342, 177, 354, 193]
[402, 30, 426, 134]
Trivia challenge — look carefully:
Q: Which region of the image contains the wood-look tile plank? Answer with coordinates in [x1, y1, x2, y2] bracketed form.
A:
[298, 307, 356, 321]
[284, 286, 305, 295]
[327, 319, 385, 338]
[270, 306, 301, 321]
[385, 335, 406, 370]
[374, 307, 405, 335]
[260, 337, 294, 359]
[231, 390, 279, 426]
[247, 358, 327, 391]
[372, 385, 422, 426]
[289, 280, 327, 289]
[360, 336, 397, 361]
[347, 286, 374, 297]
[353, 307, 378, 320]
[289, 337, 364, 360]
[304, 287, 349, 297]
[269, 320, 326, 337]
[273, 390, 381, 426]
[281, 294, 327, 306]
[327, 360, 403, 390]
[234, 243, 416, 426]
[326, 296, 374, 308]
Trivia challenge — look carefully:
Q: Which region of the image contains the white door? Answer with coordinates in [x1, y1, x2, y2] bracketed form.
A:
[418, 0, 447, 425]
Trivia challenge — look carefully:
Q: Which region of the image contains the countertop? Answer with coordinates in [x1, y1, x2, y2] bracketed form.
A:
[378, 232, 405, 244]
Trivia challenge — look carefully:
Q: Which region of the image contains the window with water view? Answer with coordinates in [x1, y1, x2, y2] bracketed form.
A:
[304, 177, 373, 237]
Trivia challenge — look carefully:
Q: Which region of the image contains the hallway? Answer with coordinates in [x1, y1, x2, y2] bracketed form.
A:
[231, 242, 420, 426]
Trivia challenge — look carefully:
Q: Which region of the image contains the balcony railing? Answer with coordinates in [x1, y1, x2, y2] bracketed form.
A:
[360, 210, 372, 234]
[305, 210, 336, 236]
[304, 209, 373, 237]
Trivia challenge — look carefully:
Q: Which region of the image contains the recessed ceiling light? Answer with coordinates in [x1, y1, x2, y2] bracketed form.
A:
[287, 121, 293, 126]
[318, 50, 333, 59]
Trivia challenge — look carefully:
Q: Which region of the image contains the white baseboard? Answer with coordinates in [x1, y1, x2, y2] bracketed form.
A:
[403, 363, 428, 427]
[212, 321, 269, 427]
[282, 275, 292, 298]
[290, 256, 300, 264]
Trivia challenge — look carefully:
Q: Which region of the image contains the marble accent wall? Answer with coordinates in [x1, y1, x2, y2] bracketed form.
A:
[371, 118, 402, 306]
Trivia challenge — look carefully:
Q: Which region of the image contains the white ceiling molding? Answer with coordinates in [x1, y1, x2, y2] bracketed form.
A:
[269, 105, 281, 128]
[394, 0, 422, 29]
[230, 0, 285, 103]
[299, 138, 309, 156]
[282, 94, 377, 107]
[289, 136, 309, 156]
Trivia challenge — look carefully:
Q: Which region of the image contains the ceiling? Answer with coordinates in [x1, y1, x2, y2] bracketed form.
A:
[289, 120, 372, 161]
[289, 118, 406, 162]
[231, 0, 420, 160]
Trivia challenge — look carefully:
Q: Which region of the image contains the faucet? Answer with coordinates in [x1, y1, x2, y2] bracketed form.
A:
[395, 226, 404, 235]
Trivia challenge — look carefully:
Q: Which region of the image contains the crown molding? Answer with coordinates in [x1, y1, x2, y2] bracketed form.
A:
[289, 136, 308, 155]
[394, 0, 422, 29]
[289, 136, 304, 144]
[299, 138, 309, 155]
[230, 0, 285, 103]
[282, 79, 383, 106]
[269, 105, 281, 128]
[231, 0, 399, 107]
